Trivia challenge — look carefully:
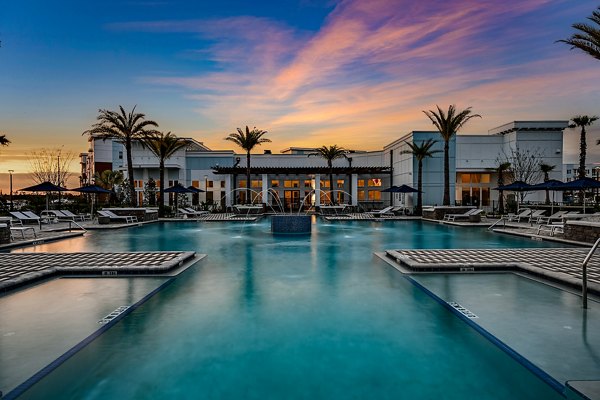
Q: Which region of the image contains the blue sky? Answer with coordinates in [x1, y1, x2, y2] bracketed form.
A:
[0, 0, 599, 188]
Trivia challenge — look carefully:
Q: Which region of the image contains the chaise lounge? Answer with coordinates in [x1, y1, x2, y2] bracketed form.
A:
[443, 209, 483, 222]
[97, 210, 138, 224]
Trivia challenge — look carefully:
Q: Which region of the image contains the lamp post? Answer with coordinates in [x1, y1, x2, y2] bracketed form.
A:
[8, 169, 13, 211]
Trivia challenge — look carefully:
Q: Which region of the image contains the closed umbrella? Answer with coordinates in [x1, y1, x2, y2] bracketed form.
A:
[20, 181, 69, 210]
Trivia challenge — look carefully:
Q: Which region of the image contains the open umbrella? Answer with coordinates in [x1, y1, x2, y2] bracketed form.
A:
[556, 178, 600, 212]
[381, 184, 420, 207]
[494, 181, 533, 211]
[529, 180, 564, 214]
[20, 181, 69, 210]
[71, 184, 112, 216]
[164, 183, 196, 215]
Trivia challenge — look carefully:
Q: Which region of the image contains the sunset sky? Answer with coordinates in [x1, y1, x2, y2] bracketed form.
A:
[1, 0, 599, 190]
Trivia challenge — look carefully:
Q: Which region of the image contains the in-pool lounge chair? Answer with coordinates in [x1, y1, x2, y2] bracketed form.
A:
[98, 210, 138, 224]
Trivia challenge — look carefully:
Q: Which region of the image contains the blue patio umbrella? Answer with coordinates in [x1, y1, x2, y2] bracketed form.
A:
[71, 185, 112, 216]
[381, 184, 420, 207]
[529, 180, 564, 213]
[556, 177, 600, 212]
[164, 184, 196, 214]
[20, 181, 69, 210]
[494, 181, 534, 211]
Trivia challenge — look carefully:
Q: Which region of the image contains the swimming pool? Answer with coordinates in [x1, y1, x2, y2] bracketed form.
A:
[3, 220, 588, 398]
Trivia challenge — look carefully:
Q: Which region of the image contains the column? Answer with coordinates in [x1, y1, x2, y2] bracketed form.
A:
[351, 174, 358, 206]
[225, 175, 232, 207]
[315, 174, 321, 207]
[262, 174, 269, 205]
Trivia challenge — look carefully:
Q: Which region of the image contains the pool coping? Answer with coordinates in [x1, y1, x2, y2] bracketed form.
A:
[1, 254, 206, 399]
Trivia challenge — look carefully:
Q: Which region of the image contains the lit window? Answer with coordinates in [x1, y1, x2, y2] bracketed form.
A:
[357, 179, 365, 187]
[337, 179, 344, 188]
[251, 180, 262, 188]
[367, 179, 382, 187]
[271, 180, 279, 188]
[368, 191, 382, 200]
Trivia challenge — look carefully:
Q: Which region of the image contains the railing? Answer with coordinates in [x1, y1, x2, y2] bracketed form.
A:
[67, 220, 87, 233]
[487, 217, 505, 231]
[582, 237, 600, 309]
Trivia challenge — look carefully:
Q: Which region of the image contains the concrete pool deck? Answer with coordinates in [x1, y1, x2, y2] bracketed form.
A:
[0, 251, 201, 293]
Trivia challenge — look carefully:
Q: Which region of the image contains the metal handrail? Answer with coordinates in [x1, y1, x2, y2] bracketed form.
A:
[487, 216, 505, 231]
[582, 237, 600, 309]
[68, 220, 87, 232]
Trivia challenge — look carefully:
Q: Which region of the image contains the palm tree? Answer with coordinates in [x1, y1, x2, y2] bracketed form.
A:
[84, 106, 159, 206]
[400, 139, 441, 215]
[494, 162, 512, 215]
[539, 163, 556, 205]
[225, 126, 270, 204]
[423, 105, 481, 205]
[308, 145, 348, 204]
[141, 131, 188, 217]
[557, 7, 600, 61]
[0, 134, 10, 146]
[569, 115, 598, 180]
[94, 169, 124, 205]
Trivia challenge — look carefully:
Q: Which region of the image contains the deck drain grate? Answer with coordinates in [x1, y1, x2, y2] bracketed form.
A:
[98, 306, 130, 324]
[448, 302, 478, 319]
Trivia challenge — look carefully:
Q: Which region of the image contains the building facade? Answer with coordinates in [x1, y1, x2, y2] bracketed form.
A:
[80, 120, 569, 211]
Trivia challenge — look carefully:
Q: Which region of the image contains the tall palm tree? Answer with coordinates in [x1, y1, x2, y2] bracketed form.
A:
[494, 162, 512, 215]
[557, 7, 600, 61]
[539, 163, 556, 205]
[400, 139, 441, 215]
[0, 134, 10, 146]
[225, 126, 270, 204]
[423, 105, 481, 205]
[84, 105, 159, 206]
[94, 169, 124, 205]
[308, 145, 348, 205]
[141, 131, 188, 217]
[569, 115, 598, 180]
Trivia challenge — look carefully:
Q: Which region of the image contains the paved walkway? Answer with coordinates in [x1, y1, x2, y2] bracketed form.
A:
[0, 251, 197, 292]
[385, 247, 600, 292]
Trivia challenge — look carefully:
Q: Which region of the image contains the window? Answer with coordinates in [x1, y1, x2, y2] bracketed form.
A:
[304, 180, 312, 188]
[461, 174, 470, 184]
[480, 174, 490, 184]
[368, 191, 381, 200]
[367, 179, 382, 187]
[271, 180, 280, 188]
[208, 181, 214, 188]
[251, 180, 262, 188]
[284, 180, 300, 188]
[192, 180, 199, 188]
[320, 180, 330, 188]
[118, 151, 123, 160]
[358, 179, 365, 187]
[239, 180, 246, 188]
[358, 190, 365, 201]
[337, 179, 344, 188]
[220, 181, 226, 188]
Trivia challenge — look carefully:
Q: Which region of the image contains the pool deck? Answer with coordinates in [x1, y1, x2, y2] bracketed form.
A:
[383, 248, 600, 295]
[0, 251, 201, 293]
[323, 213, 420, 221]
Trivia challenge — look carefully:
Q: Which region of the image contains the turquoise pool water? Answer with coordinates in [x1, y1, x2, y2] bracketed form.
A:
[10, 220, 569, 399]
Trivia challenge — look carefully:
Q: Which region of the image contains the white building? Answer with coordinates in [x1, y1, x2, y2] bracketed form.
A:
[81, 120, 569, 212]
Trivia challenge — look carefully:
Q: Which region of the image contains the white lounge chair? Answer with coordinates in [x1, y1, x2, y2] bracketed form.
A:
[536, 223, 564, 236]
[98, 210, 138, 223]
[182, 207, 210, 217]
[507, 209, 531, 222]
[61, 210, 91, 221]
[443, 209, 482, 222]
[537, 211, 567, 224]
[527, 210, 546, 224]
[369, 206, 395, 217]
[10, 211, 42, 225]
[7, 222, 37, 240]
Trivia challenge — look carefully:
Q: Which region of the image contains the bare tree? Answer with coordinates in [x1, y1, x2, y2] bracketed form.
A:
[28, 148, 76, 186]
[498, 146, 544, 202]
